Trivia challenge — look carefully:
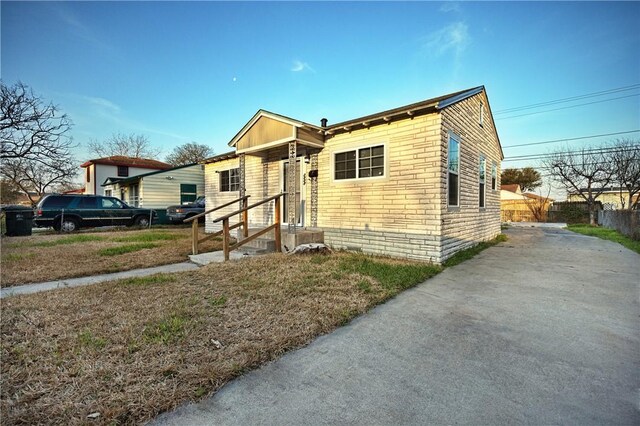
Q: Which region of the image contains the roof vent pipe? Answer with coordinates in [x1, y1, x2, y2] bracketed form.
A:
[320, 118, 328, 127]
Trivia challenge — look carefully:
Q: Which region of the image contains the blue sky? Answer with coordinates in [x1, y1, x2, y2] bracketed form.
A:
[2, 1, 639, 186]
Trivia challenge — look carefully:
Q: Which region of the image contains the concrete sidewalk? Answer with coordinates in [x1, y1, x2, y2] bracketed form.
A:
[0, 262, 199, 298]
[152, 227, 640, 425]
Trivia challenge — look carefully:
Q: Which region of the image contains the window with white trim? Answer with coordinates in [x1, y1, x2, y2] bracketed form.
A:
[447, 134, 460, 207]
[479, 155, 486, 208]
[491, 162, 497, 190]
[479, 102, 484, 127]
[220, 168, 240, 192]
[334, 144, 384, 180]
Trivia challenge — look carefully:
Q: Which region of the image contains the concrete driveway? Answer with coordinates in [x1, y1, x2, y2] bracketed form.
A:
[153, 226, 640, 425]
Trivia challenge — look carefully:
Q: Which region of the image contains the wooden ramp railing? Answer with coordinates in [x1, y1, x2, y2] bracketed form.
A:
[185, 196, 249, 255]
[213, 193, 283, 261]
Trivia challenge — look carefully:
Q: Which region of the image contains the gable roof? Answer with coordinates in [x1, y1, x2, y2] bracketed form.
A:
[523, 192, 554, 202]
[501, 184, 521, 193]
[100, 163, 201, 187]
[228, 110, 323, 147]
[81, 156, 172, 170]
[324, 86, 484, 135]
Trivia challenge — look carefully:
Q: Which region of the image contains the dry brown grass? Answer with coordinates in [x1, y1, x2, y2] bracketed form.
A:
[0, 252, 441, 425]
[0, 227, 223, 287]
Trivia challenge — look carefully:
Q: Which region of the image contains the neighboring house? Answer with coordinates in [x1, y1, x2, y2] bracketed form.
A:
[102, 163, 205, 223]
[201, 86, 503, 263]
[80, 156, 172, 196]
[501, 184, 553, 222]
[568, 187, 639, 210]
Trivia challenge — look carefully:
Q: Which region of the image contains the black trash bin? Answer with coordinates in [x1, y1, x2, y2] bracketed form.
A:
[2, 205, 34, 236]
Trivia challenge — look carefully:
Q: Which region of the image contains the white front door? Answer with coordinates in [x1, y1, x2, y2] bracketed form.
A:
[280, 159, 305, 226]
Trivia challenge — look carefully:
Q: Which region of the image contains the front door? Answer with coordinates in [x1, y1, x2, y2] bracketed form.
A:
[281, 159, 304, 226]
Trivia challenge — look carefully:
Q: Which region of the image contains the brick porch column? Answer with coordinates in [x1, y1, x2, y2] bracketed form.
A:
[288, 141, 296, 233]
[310, 153, 318, 228]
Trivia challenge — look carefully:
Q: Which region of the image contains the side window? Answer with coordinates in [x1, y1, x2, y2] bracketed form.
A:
[86, 167, 91, 182]
[180, 184, 198, 203]
[77, 197, 97, 209]
[447, 133, 460, 207]
[44, 196, 73, 209]
[479, 155, 486, 208]
[101, 197, 124, 209]
[334, 144, 385, 180]
[491, 162, 497, 191]
[220, 169, 240, 192]
[479, 102, 484, 127]
[117, 166, 129, 177]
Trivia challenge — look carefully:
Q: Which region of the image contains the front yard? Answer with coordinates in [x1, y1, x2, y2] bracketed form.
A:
[1, 252, 442, 425]
[0, 227, 222, 287]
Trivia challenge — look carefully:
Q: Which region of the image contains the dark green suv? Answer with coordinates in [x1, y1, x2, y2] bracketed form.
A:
[34, 194, 158, 232]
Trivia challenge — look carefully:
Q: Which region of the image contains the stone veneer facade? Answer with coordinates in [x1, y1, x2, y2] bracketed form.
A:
[204, 89, 502, 264]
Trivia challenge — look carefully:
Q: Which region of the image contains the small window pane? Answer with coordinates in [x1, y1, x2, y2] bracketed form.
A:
[360, 169, 371, 178]
[448, 173, 459, 206]
[448, 137, 459, 174]
[335, 150, 356, 180]
[372, 166, 384, 176]
[372, 146, 384, 156]
[359, 158, 370, 168]
[359, 148, 370, 158]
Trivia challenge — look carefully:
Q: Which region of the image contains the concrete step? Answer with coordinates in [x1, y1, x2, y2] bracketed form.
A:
[241, 237, 276, 253]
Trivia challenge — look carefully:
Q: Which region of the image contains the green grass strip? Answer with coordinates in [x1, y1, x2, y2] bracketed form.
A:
[339, 254, 442, 292]
[443, 234, 508, 268]
[98, 242, 158, 256]
[567, 224, 640, 254]
[112, 231, 182, 243]
[33, 234, 106, 247]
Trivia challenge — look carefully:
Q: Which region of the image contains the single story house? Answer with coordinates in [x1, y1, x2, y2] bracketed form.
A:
[202, 86, 503, 263]
[81, 156, 172, 196]
[102, 163, 205, 223]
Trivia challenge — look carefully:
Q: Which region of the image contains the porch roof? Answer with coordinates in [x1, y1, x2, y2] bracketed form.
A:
[100, 163, 199, 187]
[228, 110, 324, 154]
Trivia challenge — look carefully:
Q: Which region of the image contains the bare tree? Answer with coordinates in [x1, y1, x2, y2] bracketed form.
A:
[1, 81, 75, 166]
[1, 178, 22, 204]
[543, 146, 615, 225]
[608, 139, 640, 210]
[87, 133, 161, 159]
[165, 142, 213, 166]
[524, 185, 552, 222]
[1, 158, 77, 206]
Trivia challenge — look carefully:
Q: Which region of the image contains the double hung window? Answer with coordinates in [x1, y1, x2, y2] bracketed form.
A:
[220, 168, 240, 192]
[479, 155, 486, 208]
[334, 145, 384, 180]
[448, 134, 460, 207]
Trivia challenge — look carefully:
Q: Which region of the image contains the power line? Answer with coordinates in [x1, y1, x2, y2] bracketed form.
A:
[503, 144, 640, 162]
[494, 83, 640, 114]
[496, 93, 640, 120]
[502, 129, 640, 148]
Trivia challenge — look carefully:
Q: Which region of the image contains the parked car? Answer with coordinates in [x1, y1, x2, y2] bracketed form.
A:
[34, 194, 158, 232]
[166, 196, 205, 223]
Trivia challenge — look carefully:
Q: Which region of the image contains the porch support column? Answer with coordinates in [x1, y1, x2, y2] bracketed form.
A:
[239, 153, 246, 237]
[239, 153, 246, 201]
[288, 141, 297, 233]
[262, 160, 269, 225]
[310, 153, 318, 228]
